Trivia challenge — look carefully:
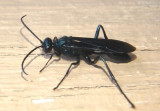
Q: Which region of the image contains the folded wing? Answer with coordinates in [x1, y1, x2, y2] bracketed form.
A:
[67, 37, 136, 54]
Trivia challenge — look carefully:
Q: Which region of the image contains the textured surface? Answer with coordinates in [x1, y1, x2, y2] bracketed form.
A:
[0, 0, 160, 111]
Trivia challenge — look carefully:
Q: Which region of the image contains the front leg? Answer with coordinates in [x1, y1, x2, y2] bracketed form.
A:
[39, 53, 54, 72]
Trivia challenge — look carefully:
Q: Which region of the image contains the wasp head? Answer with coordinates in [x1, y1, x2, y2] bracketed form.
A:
[43, 38, 53, 53]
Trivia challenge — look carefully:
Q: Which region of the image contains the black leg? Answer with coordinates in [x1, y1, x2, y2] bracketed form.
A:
[94, 24, 108, 39]
[99, 56, 135, 108]
[53, 57, 80, 90]
[39, 53, 54, 72]
[84, 55, 135, 108]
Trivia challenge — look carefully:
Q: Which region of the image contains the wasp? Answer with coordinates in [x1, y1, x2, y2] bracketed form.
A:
[21, 15, 136, 108]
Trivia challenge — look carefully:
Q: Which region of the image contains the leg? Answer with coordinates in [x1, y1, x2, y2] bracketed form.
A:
[53, 57, 80, 90]
[99, 56, 135, 108]
[94, 24, 108, 39]
[84, 55, 135, 108]
[40, 53, 54, 72]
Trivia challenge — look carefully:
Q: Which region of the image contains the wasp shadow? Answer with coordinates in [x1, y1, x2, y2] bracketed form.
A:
[21, 53, 61, 81]
[104, 53, 137, 63]
[81, 53, 137, 64]
[20, 27, 37, 47]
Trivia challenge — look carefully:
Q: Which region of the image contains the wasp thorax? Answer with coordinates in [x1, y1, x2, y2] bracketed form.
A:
[43, 38, 53, 53]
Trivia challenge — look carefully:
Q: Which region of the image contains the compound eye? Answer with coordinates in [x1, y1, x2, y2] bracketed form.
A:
[43, 38, 52, 53]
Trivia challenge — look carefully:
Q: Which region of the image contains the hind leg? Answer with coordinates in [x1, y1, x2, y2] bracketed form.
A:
[94, 24, 108, 39]
[84, 55, 135, 108]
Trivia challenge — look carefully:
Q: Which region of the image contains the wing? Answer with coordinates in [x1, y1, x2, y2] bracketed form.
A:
[67, 37, 136, 54]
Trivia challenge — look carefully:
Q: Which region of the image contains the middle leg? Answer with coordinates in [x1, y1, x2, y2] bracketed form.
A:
[53, 56, 80, 90]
